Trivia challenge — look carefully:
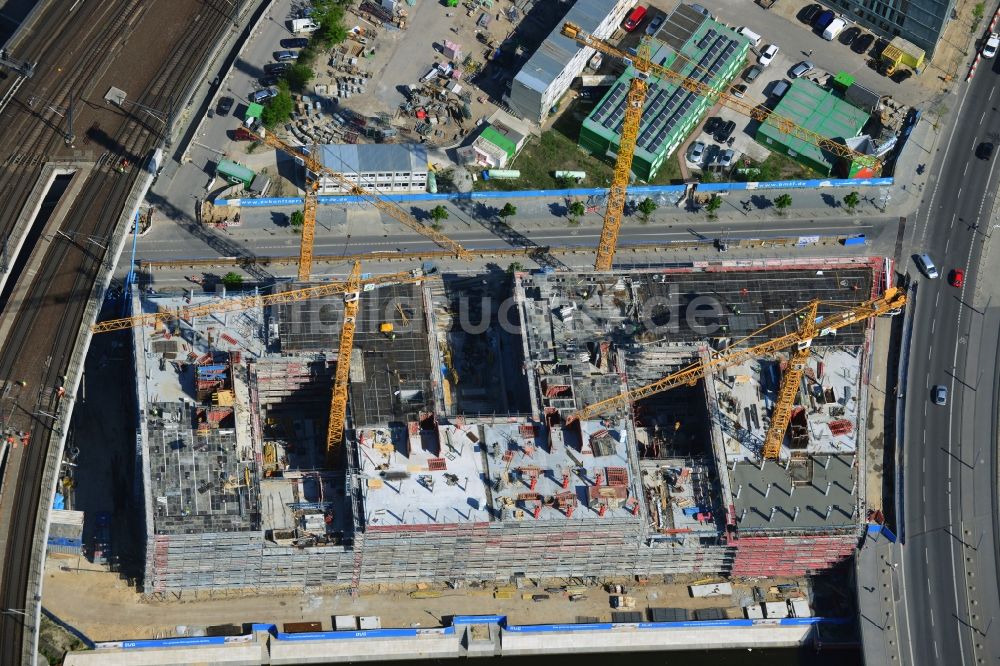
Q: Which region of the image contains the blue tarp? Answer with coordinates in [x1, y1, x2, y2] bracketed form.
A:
[218, 178, 895, 208]
[53, 493, 65, 510]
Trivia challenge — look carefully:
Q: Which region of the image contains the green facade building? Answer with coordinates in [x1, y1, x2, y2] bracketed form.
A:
[578, 4, 750, 181]
[754, 80, 870, 177]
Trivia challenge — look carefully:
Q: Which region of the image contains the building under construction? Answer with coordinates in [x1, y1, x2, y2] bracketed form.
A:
[129, 257, 889, 594]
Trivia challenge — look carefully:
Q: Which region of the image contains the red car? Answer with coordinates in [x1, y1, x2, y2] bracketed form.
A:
[623, 5, 647, 31]
[949, 269, 964, 287]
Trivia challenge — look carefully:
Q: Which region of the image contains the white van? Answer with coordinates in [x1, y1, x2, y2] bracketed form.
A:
[737, 27, 762, 48]
[822, 18, 847, 40]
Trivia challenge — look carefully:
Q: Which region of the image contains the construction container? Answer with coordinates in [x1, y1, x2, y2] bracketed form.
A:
[649, 607, 690, 622]
[763, 601, 790, 619]
[788, 598, 812, 618]
[694, 608, 727, 621]
[689, 582, 732, 597]
[611, 611, 643, 623]
[359, 616, 382, 630]
[284, 622, 323, 633]
[335, 615, 358, 630]
[744, 603, 765, 619]
[217, 160, 255, 188]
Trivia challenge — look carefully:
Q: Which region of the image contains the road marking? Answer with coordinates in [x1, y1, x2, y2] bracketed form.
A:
[958, 187, 963, 200]
[945, 237, 951, 253]
[981, 111, 987, 124]
[964, 163, 970, 176]
[929, 605, 935, 626]
[925, 548, 930, 565]
[919, 79, 974, 248]
[934, 640, 940, 659]
[935, 292, 940, 307]
[992, 86, 997, 98]
[931, 318, 936, 334]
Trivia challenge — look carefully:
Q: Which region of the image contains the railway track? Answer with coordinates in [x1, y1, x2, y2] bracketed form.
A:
[0, 1, 239, 662]
[0, 0, 149, 234]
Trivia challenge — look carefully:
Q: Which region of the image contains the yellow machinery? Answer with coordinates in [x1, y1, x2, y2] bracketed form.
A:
[94, 261, 426, 468]
[560, 22, 881, 270]
[570, 288, 906, 459]
[593, 40, 651, 271]
[327, 262, 362, 464]
[249, 128, 470, 279]
[91, 268, 424, 334]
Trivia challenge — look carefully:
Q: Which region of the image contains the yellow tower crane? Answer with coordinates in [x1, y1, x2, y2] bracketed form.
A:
[327, 261, 361, 465]
[248, 128, 470, 281]
[91, 268, 424, 334]
[560, 22, 881, 270]
[569, 288, 906, 460]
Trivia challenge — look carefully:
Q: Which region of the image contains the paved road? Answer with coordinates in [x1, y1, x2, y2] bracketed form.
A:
[890, 53, 1000, 665]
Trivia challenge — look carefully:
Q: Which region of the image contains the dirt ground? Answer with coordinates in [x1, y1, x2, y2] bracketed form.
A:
[42, 556, 807, 642]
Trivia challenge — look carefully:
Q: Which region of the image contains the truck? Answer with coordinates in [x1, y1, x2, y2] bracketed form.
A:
[822, 18, 847, 41]
[291, 18, 320, 33]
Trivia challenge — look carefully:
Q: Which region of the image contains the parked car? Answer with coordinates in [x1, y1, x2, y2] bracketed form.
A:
[932, 385, 947, 406]
[790, 60, 814, 78]
[249, 87, 278, 103]
[891, 69, 912, 83]
[688, 140, 706, 163]
[704, 143, 721, 166]
[758, 44, 779, 66]
[813, 9, 835, 29]
[984, 32, 1000, 58]
[798, 3, 822, 23]
[851, 32, 875, 54]
[274, 50, 298, 61]
[215, 96, 234, 116]
[714, 120, 736, 143]
[281, 37, 310, 49]
[977, 141, 994, 160]
[690, 3, 712, 18]
[839, 26, 861, 46]
[623, 5, 647, 31]
[949, 269, 965, 287]
[264, 62, 290, 74]
[731, 83, 748, 98]
[704, 116, 723, 134]
[258, 75, 279, 87]
[743, 64, 762, 82]
[770, 79, 791, 98]
[717, 148, 735, 168]
[645, 13, 665, 36]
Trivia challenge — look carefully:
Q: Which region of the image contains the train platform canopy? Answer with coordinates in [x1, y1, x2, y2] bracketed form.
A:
[754, 79, 870, 176]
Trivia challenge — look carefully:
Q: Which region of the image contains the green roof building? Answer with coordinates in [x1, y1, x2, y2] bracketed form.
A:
[578, 4, 750, 181]
[755, 79, 870, 176]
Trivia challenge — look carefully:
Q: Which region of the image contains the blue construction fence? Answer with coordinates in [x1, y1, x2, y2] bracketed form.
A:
[97, 615, 850, 649]
[217, 177, 894, 208]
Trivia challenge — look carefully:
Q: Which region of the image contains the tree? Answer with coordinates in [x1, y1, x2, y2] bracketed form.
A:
[637, 197, 657, 224]
[290, 210, 305, 228]
[705, 195, 722, 218]
[429, 205, 449, 230]
[774, 193, 793, 213]
[498, 203, 517, 223]
[313, 2, 349, 46]
[222, 272, 243, 289]
[843, 191, 860, 211]
[261, 83, 293, 128]
[284, 63, 314, 93]
[506, 261, 525, 275]
[567, 200, 586, 226]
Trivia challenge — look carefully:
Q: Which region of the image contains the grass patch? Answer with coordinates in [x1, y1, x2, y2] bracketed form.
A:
[474, 101, 615, 192]
[733, 152, 819, 182]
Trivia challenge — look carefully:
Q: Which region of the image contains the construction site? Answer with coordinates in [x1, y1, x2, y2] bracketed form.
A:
[122, 255, 895, 594]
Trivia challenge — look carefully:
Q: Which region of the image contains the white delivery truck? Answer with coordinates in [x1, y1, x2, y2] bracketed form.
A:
[823, 18, 847, 40]
[291, 18, 319, 33]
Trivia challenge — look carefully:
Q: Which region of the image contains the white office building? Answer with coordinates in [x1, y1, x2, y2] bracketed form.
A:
[315, 143, 429, 194]
[505, 0, 635, 123]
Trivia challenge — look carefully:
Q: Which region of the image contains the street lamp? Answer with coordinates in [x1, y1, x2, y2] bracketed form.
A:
[54, 230, 108, 250]
[1, 608, 26, 617]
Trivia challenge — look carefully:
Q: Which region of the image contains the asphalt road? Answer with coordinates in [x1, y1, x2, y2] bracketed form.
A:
[894, 56, 1000, 665]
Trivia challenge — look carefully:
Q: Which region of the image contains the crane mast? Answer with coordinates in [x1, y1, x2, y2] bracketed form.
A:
[595, 41, 650, 271]
[570, 288, 906, 427]
[327, 261, 362, 464]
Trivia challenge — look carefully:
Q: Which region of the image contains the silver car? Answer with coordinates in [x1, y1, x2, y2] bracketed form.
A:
[790, 60, 815, 78]
[688, 141, 706, 163]
[933, 385, 947, 406]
